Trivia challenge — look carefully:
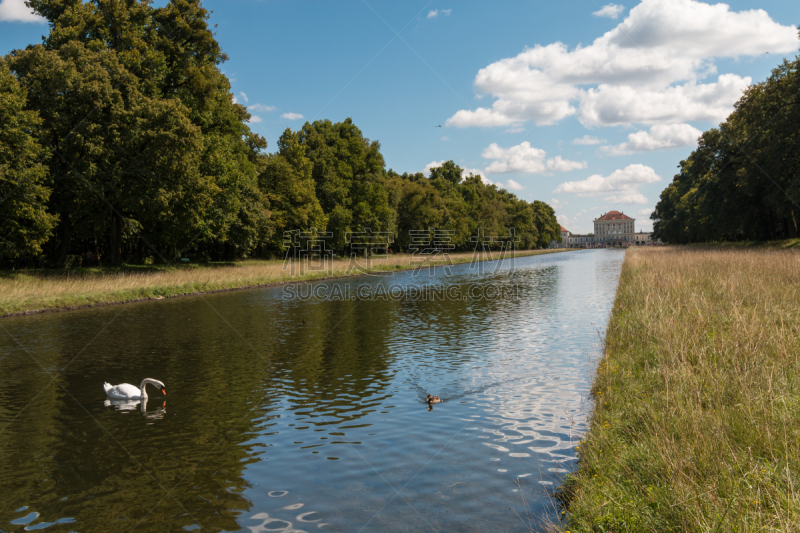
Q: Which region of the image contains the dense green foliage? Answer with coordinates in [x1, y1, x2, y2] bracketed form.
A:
[1, 0, 559, 268]
[652, 47, 800, 243]
[0, 58, 57, 258]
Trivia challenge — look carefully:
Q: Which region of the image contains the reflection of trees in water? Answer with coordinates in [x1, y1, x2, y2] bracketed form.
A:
[0, 263, 562, 531]
[275, 294, 398, 429]
[397, 264, 560, 404]
[0, 289, 401, 531]
[0, 302, 271, 532]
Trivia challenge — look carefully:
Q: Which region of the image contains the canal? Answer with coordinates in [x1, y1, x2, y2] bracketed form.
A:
[0, 249, 623, 532]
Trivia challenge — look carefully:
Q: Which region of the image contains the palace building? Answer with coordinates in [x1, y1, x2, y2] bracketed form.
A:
[550, 211, 660, 248]
[594, 210, 635, 246]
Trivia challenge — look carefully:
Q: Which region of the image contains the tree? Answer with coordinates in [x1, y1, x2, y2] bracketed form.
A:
[259, 130, 326, 251]
[293, 118, 393, 252]
[653, 45, 800, 243]
[0, 58, 57, 260]
[9, 0, 271, 263]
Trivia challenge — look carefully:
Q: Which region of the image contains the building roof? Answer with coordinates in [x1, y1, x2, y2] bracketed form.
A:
[596, 210, 634, 221]
[560, 225, 569, 232]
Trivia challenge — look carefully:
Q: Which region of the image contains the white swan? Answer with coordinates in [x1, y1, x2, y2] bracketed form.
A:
[103, 378, 165, 400]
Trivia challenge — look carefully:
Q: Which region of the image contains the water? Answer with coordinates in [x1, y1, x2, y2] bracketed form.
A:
[0, 249, 623, 532]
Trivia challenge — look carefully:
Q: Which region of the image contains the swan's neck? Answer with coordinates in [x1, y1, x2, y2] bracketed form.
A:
[138, 378, 164, 400]
[139, 379, 153, 399]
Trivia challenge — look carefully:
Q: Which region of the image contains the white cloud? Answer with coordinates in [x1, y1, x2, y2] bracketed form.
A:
[482, 142, 586, 174]
[232, 95, 238, 104]
[239, 91, 249, 103]
[573, 135, 605, 145]
[505, 126, 525, 133]
[580, 74, 751, 127]
[441, 9, 451, 16]
[281, 112, 305, 120]
[554, 163, 660, 204]
[427, 9, 438, 18]
[602, 123, 702, 155]
[593, 4, 625, 19]
[249, 104, 275, 113]
[637, 207, 654, 217]
[446, 0, 797, 129]
[249, 116, 263, 124]
[0, 0, 45, 23]
[441, 136, 450, 141]
[506, 179, 525, 191]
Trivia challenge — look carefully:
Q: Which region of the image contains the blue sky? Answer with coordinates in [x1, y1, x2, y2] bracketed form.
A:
[1, 0, 798, 233]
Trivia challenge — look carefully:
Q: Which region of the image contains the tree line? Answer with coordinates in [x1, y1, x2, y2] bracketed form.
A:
[0, 0, 560, 268]
[652, 40, 799, 243]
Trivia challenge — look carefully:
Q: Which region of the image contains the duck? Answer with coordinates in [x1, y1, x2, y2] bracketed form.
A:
[103, 378, 166, 400]
[426, 394, 442, 404]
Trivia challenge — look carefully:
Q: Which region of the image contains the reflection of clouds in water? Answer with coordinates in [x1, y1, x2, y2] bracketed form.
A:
[249, 491, 328, 532]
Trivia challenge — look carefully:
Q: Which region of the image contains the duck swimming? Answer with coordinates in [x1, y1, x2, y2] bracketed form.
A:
[426, 394, 442, 404]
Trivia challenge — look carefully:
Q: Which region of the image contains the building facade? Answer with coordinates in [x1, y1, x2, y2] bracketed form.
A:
[594, 210, 635, 247]
[550, 211, 661, 249]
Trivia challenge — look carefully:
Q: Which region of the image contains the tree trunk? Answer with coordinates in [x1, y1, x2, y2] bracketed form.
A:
[110, 214, 122, 265]
[56, 212, 71, 267]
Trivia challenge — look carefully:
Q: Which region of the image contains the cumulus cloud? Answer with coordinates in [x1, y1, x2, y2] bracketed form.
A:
[446, 0, 797, 129]
[573, 135, 605, 145]
[239, 91, 249, 103]
[482, 142, 586, 174]
[249, 104, 275, 113]
[427, 9, 438, 18]
[593, 4, 625, 19]
[554, 164, 660, 204]
[440, 136, 450, 141]
[602, 123, 702, 155]
[580, 74, 751, 126]
[637, 207, 654, 217]
[506, 179, 525, 191]
[281, 112, 305, 120]
[249, 116, 263, 124]
[441, 9, 451, 16]
[0, 0, 45, 22]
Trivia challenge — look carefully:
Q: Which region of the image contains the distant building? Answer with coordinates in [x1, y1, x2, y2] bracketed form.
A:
[594, 210, 635, 246]
[550, 211, 661, 249]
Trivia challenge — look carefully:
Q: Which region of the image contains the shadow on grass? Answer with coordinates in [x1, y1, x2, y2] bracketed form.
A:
[0, 260, 259, 280]
[686, 238, 800, 249]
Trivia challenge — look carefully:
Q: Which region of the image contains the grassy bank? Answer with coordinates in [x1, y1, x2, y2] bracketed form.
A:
[688, 238, 800, 249]
[0, 249, 567, 317]
[560, 246, 800, 532]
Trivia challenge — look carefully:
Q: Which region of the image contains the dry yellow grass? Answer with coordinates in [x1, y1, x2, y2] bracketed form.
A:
[560, 246, 800, 532]
[0, 249, 565, 317]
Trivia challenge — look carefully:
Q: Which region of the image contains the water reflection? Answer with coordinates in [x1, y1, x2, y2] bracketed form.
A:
[104, 397, 167, 420]
[1, 249, 623, 531]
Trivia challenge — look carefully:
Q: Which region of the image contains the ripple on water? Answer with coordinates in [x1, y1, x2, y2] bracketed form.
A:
[0, 250, 623, 532]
